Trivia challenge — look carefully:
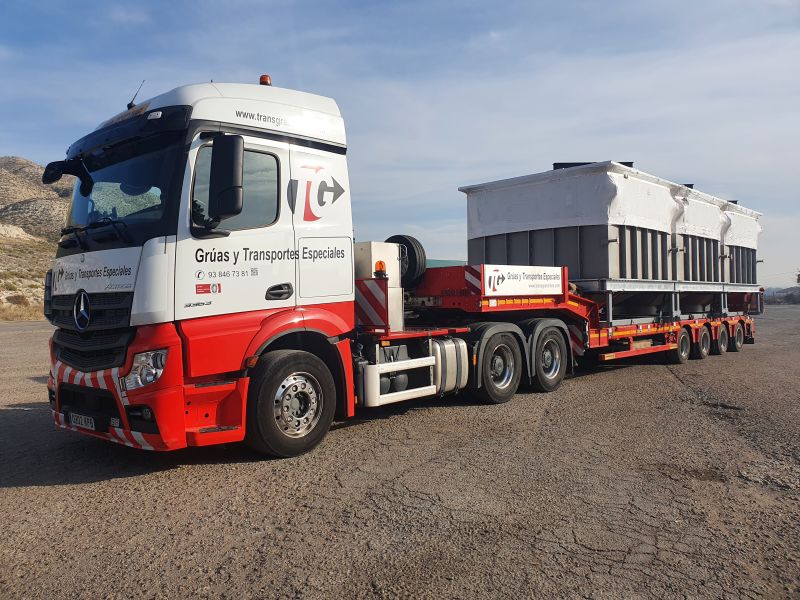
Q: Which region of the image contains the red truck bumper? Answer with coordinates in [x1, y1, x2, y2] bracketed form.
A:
[48, 323, 250, 451]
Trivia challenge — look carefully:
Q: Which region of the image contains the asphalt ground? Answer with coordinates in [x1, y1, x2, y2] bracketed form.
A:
[1, 307, 798, 598]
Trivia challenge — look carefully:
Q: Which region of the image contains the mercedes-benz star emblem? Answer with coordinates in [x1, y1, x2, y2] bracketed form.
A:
[73, 290, 91, 332]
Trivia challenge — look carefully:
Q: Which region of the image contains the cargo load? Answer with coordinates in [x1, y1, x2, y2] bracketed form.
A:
[461, 161, 762, 319]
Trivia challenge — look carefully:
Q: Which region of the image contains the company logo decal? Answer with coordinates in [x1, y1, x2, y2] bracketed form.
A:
[487, 269, 506, 292]
[50, 263, 134, 292]
[73, 290, 91, 331]
[287, 165, 346, 222]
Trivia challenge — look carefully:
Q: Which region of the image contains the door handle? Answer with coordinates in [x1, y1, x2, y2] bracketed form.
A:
[266, 283, 293, 300]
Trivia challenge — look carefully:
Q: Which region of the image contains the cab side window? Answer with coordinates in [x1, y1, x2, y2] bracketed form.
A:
[192, 145, 279, 230]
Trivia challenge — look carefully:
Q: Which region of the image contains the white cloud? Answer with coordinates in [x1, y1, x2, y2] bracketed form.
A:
[107, 6, 149, 25]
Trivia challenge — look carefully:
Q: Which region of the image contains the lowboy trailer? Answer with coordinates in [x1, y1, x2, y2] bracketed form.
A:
[42, 77, 762, 457]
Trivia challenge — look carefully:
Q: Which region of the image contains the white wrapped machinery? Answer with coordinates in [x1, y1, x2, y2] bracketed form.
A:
[461, 162, 762, 319]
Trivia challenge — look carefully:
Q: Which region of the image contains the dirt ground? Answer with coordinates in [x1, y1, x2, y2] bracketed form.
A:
[1, 307, 798, 599]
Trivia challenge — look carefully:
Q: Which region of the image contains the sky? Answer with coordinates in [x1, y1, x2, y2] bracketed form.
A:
[1, 0, 798, 287]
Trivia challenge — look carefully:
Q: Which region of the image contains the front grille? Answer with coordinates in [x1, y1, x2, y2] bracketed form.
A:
[50, 291, 133, 332]
[58, 384, 121, 433]
[53, 327, 134, 372]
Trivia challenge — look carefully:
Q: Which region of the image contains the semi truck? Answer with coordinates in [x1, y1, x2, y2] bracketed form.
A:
[41, 77, 763, 457]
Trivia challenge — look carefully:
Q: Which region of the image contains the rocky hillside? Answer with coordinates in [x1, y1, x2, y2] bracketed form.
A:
[0, 156, 74, 242]
[0, 156, 73, 319]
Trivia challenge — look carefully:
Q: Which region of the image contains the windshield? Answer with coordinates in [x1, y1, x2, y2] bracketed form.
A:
[66, 131, 184, 230]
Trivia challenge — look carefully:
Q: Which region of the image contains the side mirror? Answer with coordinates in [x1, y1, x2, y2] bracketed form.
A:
[208, 135, 244, 222]
[42, 161, 65, 184]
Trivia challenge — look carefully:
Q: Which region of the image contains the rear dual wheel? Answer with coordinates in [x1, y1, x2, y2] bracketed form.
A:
[476, 327, 568, 404]
[711, 325, 728, 356]
[669, 328, 691, 364]
[476, 333, 522, 404]
[729, 322, 745, 352]
[531, 328, 568, 392]
[691, 326, 711, 360]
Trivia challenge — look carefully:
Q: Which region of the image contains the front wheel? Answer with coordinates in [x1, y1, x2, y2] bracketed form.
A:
[476, 333, 522, 404]
[246, 350, 336, 457]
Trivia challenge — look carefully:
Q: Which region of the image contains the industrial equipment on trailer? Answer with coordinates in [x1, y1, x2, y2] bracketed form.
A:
[41, 77, 762, 457]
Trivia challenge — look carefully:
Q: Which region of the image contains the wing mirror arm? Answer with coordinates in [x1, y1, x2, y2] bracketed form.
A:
[42, 159, 94, 196]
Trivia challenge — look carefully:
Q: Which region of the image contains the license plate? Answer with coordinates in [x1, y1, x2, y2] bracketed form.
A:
[69, 413, 95, 431]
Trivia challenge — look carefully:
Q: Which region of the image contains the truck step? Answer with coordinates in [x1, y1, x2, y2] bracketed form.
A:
[376, 356, 435, 374]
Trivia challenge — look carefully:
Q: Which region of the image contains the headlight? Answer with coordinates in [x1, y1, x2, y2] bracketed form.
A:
[123, 349, 168, 391]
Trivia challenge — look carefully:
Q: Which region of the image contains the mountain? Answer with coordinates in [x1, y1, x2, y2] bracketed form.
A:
[0, 156, 73, 319]
[0, 197, 70, 241]
[0, 156, 74, 242]
[0, 156, 74, 200]
[763, 286, 800, 305]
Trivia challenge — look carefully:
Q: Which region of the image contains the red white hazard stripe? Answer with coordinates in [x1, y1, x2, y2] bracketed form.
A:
[355, 278, 390, 329]
[465, 265, 482, 295]
[52, 409, 158, 451]
[51, 359, 158, 449]
[53, 361, 129, 405]
[108, 426, 153, 450]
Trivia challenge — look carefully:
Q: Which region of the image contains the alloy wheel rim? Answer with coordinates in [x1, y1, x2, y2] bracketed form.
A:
[680, 335, 690, 358]
[489, 344, 515, 389]
[541, 339, 562, 379]
[273, 372, 323, 438]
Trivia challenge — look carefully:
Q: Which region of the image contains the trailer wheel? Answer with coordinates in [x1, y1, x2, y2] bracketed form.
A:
[711, 325, 728, 356]
[246, 350, 336, 457]
[669, 328, 691, 364]
[531, 328, 568, 392]
[729, 322, 744, 352]
[385, 234, 426, 287]
[691, 326, 711, 360]
[476, 333, 522, 404]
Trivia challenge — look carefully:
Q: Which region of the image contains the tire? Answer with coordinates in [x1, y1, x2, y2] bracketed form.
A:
[245, 350, 336, 457]
[669, 327, 691, 364]
[729, 322, 744, 352]
[711, 325, 728, 356]
[476, 333, 522, 404]
[531, 328, 568, 392]
[385, 234, 426, 287]
[691, 326, 711, 360]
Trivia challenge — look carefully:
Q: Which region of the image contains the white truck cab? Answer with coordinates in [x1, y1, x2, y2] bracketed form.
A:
[48, 80, 354, 325]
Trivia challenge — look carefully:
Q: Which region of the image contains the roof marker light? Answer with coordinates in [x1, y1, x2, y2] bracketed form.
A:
[259, 74, 272, 86]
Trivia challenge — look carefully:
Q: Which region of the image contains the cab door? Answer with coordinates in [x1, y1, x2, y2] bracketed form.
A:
[174, 134, 296, 320]
[290, 146, 354, 305]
